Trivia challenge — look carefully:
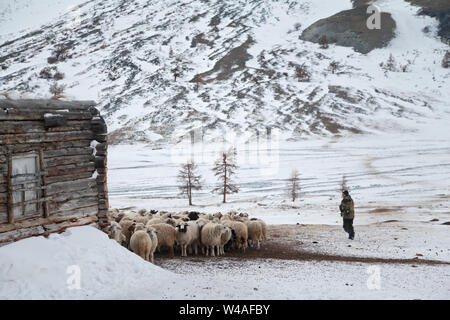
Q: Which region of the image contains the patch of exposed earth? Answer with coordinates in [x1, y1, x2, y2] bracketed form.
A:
[154, 222, 450, 266]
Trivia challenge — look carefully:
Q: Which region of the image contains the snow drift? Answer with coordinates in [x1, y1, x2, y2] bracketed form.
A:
[0, 226, 187, 299]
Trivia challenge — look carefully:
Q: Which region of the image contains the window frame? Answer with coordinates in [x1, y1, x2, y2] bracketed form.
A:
[7, 150, 47, 223]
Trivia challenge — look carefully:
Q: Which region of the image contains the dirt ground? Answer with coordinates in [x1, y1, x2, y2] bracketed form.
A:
[155, 223, 450, 266]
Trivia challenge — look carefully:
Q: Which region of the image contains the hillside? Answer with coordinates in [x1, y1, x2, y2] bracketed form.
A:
[0, 0, 449, 144]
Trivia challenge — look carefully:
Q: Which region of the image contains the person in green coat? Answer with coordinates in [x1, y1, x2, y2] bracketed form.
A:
[339, 190, 355, 240]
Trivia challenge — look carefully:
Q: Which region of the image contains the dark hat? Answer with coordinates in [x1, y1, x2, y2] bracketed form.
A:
[342, 190, 349, 196]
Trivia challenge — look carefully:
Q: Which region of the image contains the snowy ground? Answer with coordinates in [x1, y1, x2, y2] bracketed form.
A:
[106, 121, 450, 300]
[0, 226, 448, 299]
[108, 119, 450, 228]
[0, 0, 449, 300]
[1, 124, 448, 299]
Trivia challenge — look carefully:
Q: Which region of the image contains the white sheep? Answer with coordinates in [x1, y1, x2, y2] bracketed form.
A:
[119, 218, 136, 247]
[252, 218, 267, 242]
[107, 221, 126, 247]
[200, 222, 228, 257]
[195, 218, 208, 255]
[150, 223, 177, 257]
[146, 226, 158, 264]
[223, 220, 248, 252]
[133, 215, 149, 225]
[146, 217, 165, 225]
[121, 212, 138, 221]
[239, 212, 249, 219]
[137, 208, 147, 216]
[220, 214, 232, 222]
[129, 223, 152, 261]
[108, 208, 125, 222]
[164, 218, 178, 227]
[161, 212, 173, 219]
[175, 221, 199, 257]
[245, 220, 263, 249]
[120, 212, 148, 224]
[219, 226, 232, 255]
[188, 220, 205, 255]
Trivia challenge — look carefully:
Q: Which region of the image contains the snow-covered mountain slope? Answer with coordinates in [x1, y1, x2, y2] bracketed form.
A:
[0, 0, 87, 41]
[0, 0, 448, 143]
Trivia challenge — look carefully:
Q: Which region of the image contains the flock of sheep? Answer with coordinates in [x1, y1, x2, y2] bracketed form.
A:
[104, 209, 268, 263]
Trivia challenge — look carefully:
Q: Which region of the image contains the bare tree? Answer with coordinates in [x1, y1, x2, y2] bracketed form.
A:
[380, 53, 397, 73]
[341, 175, 349, 193]
[178, 161, 202, 206]
[295, 63, 311, 82]
[48, 44, 71, 64]
[212, 148, 239, 203]
[319, 35, 329, 49]
[328, 61, 342, 74]
[287, 169, 301, 202]
[171, 64, 181, 81]
[49, 82, 66, 99]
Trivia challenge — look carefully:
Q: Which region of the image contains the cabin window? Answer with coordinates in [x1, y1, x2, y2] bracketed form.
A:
[10, 153, 43, 220]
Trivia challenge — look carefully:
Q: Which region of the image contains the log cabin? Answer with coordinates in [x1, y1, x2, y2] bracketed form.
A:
[0, 99, 109, 245]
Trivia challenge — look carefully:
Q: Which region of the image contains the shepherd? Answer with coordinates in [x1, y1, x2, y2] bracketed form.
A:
[339, 190, 355, 240]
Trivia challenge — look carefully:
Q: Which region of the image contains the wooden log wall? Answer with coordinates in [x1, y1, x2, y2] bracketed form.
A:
[0, 99, 109, 245]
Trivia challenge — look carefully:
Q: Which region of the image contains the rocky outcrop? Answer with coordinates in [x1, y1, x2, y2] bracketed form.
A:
[405, 0, 450, 44]
[300, 5, 396, 54]
[192, 36, 254, 82]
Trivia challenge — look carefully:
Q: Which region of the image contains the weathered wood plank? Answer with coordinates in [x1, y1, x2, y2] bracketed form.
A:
[0, 193, 6, 205]
[51, 205, 99, 218]
[0, 131, 94, 145]
[0, 99, 97, 111]
[94, 156, 106, 168]
[44, 147, 93, 158]
[46, 177, 96, 196]
[0, 121, 92, 134]
[49, 196, 98, 213]
[0, 140, 93, 155]
[91, 117, 107, 134]
[47, 163, 95, 177]
[0, 226, 45, 244]
[0, 209, 97, 233]
[96, 174, 106, 184]
[95, 142, 107, 152]
[93, 134, 107, 142]
[44, 114, 67, 128]
[0, 109, 94, 121]
[49, 188, 97, 203]
[43, 216, 98, 234]
[45, 154, 95, 168]
[45, 172, 94, 184]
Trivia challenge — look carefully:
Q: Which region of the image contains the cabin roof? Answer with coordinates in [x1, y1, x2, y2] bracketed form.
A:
[0, 99, 99, 120]
[0, 99, 97, 114]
